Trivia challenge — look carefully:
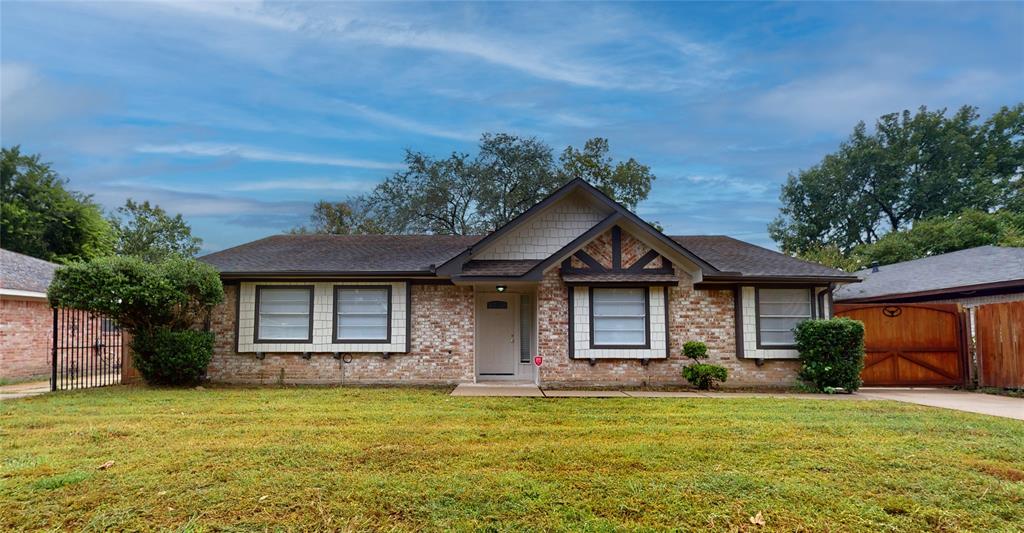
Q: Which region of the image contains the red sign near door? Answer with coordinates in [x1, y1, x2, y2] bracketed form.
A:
[534, 356, 543, 367]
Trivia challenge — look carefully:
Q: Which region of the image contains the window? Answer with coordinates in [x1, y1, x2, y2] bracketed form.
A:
[757, 288, 813, 347]
[520, 294, 533, 363]
[256, 286, 313, 342]
[590, 288, 649, 347]
[334, 286, 391, 342]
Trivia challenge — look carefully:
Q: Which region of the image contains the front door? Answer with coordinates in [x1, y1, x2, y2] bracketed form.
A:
[476, 293, 519, 378]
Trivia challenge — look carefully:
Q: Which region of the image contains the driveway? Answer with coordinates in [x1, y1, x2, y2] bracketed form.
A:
[0, 379, 50, 401]
[854, 388, 1023, 420]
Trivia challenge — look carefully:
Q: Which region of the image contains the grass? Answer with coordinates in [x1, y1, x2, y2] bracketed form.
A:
[2, 386, 1022, 531]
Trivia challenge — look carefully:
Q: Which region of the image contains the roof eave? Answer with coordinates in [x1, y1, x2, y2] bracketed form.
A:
[834, 278, 1024, 303]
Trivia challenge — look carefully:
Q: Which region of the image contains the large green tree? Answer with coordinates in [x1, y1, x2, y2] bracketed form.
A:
[770, 104, 1024, 256]
[797, 209, 1024, 271]
[1, 146, 114, 262]
[299, 133, 657, 235]
[290, 198, 384, 235]
[109, 199, 203, 262]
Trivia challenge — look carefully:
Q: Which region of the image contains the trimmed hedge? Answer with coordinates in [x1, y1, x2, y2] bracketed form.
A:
[131, 327, 214, 385]
[682, 363, 728, 390]
[795, 318, 866, 393]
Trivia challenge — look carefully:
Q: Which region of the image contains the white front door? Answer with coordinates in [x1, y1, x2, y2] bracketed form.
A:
[476, 293, 519, 378]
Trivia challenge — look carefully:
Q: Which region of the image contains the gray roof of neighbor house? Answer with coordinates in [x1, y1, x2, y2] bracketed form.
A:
[199, 232, 855, 282]
[833, 246, 1024, 302]
[200, 234, 483, 276]
[670, 235, 856, 280]
[0, 248, 58, 293]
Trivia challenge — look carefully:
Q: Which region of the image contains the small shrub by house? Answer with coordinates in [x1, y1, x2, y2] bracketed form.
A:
[681, 340, 728, 390]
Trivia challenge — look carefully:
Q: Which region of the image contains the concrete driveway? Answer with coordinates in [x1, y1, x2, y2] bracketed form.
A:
[858, 388, 1024, 420]
[0, 379, 50, 401]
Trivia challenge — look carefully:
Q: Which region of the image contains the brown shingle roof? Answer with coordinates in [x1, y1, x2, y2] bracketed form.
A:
[834, 245, 1024, 302]
[1, 248, 58, 293]
[670, 236, 855, 280]
[200, 234, 481, 275]
[198, 233, 854, 281]
[459, 260, 540, 277]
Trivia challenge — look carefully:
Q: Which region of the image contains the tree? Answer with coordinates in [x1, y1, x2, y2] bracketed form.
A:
[558, 137, 654, 211]
[475, 133, 558, 229]
[348, 133, 657, 235]
[368, 150, 484, 234]
[290, 199, 384, 235]
[48, 256, 224, 385]
[109, 199, 202, 262]
[853, 209, 1024, 267]
[799, 209, 1024, 271]
[1, 146, 114, 262]
[770, 105, 1024, 255]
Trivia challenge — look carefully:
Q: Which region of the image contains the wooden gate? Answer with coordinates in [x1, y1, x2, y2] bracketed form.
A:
[976, 301, 1024, 389]
[834, 303, 967, 386]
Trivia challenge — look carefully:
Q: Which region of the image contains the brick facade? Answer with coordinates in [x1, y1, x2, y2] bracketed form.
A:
[0, 297, 52, 380]
[206, 283, 475, 385]
[536, 268, 801, 388]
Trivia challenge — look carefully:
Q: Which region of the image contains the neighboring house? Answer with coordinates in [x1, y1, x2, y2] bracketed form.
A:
[199, 179, 857, 387]
[0, 249, 57, 380]
[833, 246, 1024, 307]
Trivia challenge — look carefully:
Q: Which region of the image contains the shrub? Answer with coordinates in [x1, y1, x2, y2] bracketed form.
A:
[131, 328, 214, 385]
[683, 340, 708, 359]
[48, 256, 224, 331]
[48, 256, 224, 385]
[682, 363, 729, 390]
[795, 318, 866, 393]
[681, 340, 727, 390]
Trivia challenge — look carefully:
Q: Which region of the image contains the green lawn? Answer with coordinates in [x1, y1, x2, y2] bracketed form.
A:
[2, 387, 1022, 531]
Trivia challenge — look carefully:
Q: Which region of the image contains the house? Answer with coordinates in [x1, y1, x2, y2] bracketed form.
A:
[1, 249, 58, 381]
[833, 246, 1024, 307]
[199, 179, 858, 387]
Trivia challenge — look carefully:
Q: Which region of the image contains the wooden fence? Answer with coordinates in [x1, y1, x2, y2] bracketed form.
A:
[975, 300, 1024, 389]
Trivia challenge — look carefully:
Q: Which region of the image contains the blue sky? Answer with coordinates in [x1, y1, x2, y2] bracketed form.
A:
[2, 1, 1022, 253]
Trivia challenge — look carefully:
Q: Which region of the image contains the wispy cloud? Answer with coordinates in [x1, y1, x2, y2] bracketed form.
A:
[329, 100, 477, 141]
[138, 1, 727, 91]
[135, 143, 403, 170]
[227, 178, 379, 192]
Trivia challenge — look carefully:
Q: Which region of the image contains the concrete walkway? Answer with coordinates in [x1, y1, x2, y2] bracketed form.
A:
[451, 384, 1024, 421]
[858, 388, 1024, 421]
[0, 379, 50, 401]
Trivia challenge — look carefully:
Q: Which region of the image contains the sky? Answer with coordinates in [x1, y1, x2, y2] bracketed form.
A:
[2, 1, 1022, 253]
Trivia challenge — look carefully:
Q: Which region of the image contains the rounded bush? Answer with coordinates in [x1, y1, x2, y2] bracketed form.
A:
[795, 318, 866, 393]
[131, 327, 214, 385]
[682, 363, 728, 390]
[682, 340, 708, 359]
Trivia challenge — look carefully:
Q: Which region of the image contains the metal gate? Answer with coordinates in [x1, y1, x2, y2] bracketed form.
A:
[51, 308, 124, 391]
[834, 303, 968, 386]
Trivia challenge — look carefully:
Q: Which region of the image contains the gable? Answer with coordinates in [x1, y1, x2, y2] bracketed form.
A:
[474, 191, 611, 260]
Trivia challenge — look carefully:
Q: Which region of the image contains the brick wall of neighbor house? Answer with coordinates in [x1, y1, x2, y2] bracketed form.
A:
[0, 298, 53, 380]
[206, 283, 476, 385]
[539, 230, 802, 388]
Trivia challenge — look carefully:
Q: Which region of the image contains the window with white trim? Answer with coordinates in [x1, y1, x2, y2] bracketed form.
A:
[591, 288, 648, 346]
[335, 287, 390, 342]
[757, 288, 812, 346]
[256, 287, 312, 341]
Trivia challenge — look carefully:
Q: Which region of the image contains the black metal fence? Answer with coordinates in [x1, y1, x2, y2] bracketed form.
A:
[51, 308, 123, 391]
